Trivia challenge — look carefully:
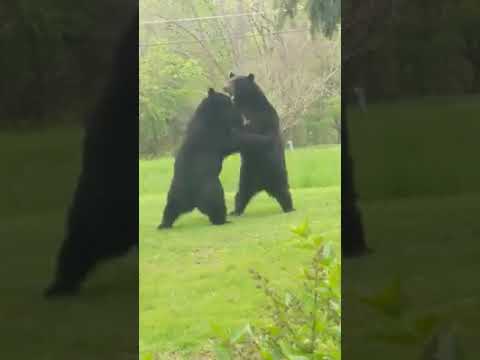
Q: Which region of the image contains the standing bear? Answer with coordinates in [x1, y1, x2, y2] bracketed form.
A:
[45, 18, 138, 297]
[158, 88, 272, 228]
[224, 72, 294, 215]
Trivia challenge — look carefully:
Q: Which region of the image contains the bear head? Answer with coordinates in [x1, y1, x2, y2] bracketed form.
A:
[223, 72, 267, 108]
[201, 87, 243, 129]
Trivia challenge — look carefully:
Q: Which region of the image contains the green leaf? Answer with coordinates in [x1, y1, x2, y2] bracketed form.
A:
[322, 241, 335, 260]
[285, 292, 293, 307]
[314, 317, 327, 334]
[328, 264, 341, 293]
[290, 219, 311, 238]
[303, 268, 316, 280]
[230, 324, 253, 344]
[270, 343, 287, 360]
[278, 340, 295, 357]
[213, 344, 233, 360]
[311, 235, 324, 247]
[260, 349, 274, 360]
[330, 300, 341, 316]
[210, 322, 229, 341]
[266, 324, 282, 337]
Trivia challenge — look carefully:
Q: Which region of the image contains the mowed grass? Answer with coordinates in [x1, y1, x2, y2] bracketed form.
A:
[1, 126, 138, 359]
[139, 144, 340, 196]
[343, 94, 480, 358]
[348, 94, 480, 201]
[139, 145, 340, 357]
[344, 194, 480, 359]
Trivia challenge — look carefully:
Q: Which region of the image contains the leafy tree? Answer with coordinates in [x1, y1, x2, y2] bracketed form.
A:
[140, 0, 341, 152]
[140, 46, 206, 156]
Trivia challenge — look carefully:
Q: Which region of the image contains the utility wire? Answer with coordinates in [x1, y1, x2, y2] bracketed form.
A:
[139, 28, 309, 47]
[140, 11, 285, 25]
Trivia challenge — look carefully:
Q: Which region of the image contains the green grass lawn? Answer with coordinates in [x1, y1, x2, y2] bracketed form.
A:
[139, 146, 341, 357]
[344, 194, 480, 359]
[7, 91, 478, 359]
[348, 94, 480, 201]
[1, 126, 138, 359]
[343, 94, 480, 358]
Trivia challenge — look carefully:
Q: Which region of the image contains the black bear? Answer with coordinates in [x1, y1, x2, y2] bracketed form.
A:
[224, 72, 294, 215]
[158, 88, 272, 228]
[45, 19, 138, 297]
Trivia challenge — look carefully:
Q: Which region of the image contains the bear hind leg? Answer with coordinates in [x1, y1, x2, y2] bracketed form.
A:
[158, 197, 192, 229]
[197, 179, 228, 225]
[267, 187, 294, 213]
[230, 187, 258, 216]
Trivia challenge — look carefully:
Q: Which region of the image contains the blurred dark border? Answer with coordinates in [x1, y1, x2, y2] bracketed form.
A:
[342, 1, 480, 358]
[0, 1, 139, 358]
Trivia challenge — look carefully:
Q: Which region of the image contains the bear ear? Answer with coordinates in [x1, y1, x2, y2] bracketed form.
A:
[208, 87, 215, 96]
[229, 72, 235, 79]
[247, 73, 255, 81]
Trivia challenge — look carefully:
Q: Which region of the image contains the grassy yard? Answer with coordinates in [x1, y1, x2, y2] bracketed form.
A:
[348, 95, 480, 201]
[344, 193, 480, 359]
[7, 91, 477, 359]
[139, 146, 341, 357]
[343, 94, 480, 358]
[1, 126, 138, 359]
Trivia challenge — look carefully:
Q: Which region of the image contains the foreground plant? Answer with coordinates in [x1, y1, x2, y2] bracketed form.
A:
[358, 279, 465, 360]
[212, 220, 341, 360]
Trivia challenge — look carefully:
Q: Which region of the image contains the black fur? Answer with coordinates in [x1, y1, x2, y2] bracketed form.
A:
[159, 89, 270, 228]
[224, 73, 294, 215]
[45, 19, 138, 297]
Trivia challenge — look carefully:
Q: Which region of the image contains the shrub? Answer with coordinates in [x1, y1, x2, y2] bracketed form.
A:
[212, 220, 341, 360]
[358, 279, 465, 359]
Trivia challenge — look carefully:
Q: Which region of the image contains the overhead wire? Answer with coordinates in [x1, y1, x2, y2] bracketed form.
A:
[139, 29, 309, 47]
[140, 11, 275, 25]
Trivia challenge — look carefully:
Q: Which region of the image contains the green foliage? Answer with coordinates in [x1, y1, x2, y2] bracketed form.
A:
[306, 0, 340, 38]
[395, 23, 476, 96]
[139, 46, 207, 155]
[299, 96, 340, 146]
[275, 0, 340, 38]
[351, 0, 480, 97]
[358, 279, 466, 359]
[275, 0, 480, 98]
[139, 0, 341, 154]
[323, 97, 340, 119]
[212, 221, 340, 359]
